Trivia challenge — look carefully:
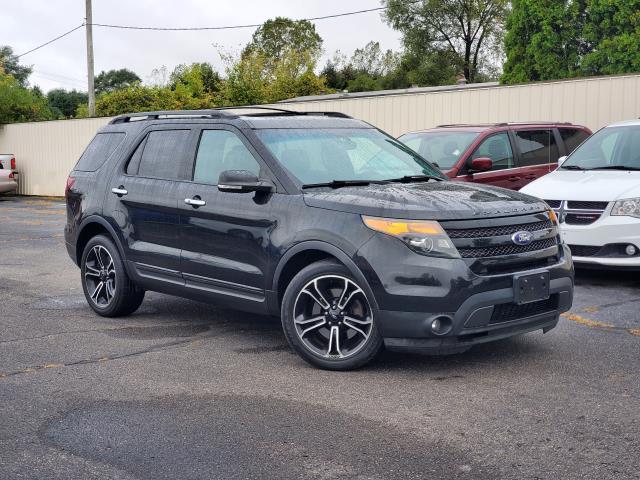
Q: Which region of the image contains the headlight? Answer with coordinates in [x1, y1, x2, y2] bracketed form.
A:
[362, 216, 460, 258]
[611, 198, 640, 218]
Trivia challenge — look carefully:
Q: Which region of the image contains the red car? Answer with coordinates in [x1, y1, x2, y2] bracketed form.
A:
[398, 122, 591, 190]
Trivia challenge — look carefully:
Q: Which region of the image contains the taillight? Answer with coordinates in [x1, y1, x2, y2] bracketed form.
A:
[65, 176, 76, 196]
[8, 172, 14, 179]
[10, 156, 15, 170]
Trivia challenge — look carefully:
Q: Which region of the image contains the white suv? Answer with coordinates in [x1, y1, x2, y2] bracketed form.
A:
[522, 120, 640, 269]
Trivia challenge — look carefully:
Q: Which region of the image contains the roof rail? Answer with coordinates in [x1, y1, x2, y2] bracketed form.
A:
[436, 121, 573, 128]
[109, 107, 353, 124]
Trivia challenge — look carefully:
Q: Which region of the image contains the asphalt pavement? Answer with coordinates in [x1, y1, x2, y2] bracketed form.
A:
[0, 195, 638, 480]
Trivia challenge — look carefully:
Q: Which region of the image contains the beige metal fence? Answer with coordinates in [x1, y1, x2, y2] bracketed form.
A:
[1, 74, 639, 196]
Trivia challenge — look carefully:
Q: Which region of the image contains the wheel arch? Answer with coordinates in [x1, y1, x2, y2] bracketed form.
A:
[75, 216, 127, 269]
[272, 241, 378, 311]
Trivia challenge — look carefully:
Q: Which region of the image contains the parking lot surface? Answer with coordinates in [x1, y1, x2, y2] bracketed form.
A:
[1, 196, 638, 480]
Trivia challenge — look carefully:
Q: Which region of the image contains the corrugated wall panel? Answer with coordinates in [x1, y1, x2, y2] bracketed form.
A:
[1, 74, 639, 196]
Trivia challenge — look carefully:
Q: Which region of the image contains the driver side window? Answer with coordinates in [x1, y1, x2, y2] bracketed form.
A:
[471, 133, 514, 171]
[193, 130, 260, 185]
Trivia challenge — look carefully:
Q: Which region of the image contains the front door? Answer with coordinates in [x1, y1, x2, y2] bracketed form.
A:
[179, 127, 276, 310]
[458, 132, 521, 189]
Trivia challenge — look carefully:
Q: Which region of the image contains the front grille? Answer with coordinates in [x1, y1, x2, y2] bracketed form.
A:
[567, 200, 609, 210]
[457, 237, 557, 259]
[568, 245, 600, 257]
[565, 213, 601, 225]
[545, 200, 561, 208]
[446, 219, 553, 239]
[490, 295, 558, 324]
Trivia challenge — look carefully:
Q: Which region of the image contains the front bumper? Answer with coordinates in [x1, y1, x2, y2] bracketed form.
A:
[561, 214, 640, 268]
[355, 234, 574, 354]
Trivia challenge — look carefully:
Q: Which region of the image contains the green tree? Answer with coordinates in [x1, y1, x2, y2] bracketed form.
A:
[46, 89, 88, 118]
[502, 0, 587, 83]
[244, 17, 323, 66]
[581, 0, 640, 75]
[94, 68, 141, 95]
[0, 73, 53, 123]
[170, 63, 221, 95]
[0, 46, 32, 87]
[383, 0, 508, 83]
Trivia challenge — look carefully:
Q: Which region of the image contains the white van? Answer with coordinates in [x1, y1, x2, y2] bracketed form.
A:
[522, 120, 640, 269]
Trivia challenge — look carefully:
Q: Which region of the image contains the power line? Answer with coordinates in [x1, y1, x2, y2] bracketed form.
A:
[89, 4, 404, 31]
[16, 23, 85, 58]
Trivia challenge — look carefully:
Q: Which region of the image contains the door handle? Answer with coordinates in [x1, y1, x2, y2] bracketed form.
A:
[111, 186, 128, 196]
[508, 176, 521, 182]
[184, 196, 206, 207]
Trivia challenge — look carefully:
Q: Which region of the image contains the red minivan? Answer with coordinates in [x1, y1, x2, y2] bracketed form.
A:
[398, 122, 591, 190]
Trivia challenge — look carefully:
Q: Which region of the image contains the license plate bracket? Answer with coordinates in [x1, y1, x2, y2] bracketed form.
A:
[514, 271, 550, 304]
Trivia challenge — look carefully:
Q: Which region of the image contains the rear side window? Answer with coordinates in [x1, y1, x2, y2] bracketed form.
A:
[135, 130, 191, 180]
[559, 128, 590, 154]
[193, 130, 260, 184]
[514, 129, 559, 166]
[75, 132, 125, 171]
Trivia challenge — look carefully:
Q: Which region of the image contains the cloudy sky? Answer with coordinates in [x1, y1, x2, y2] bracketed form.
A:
[5, 0, 402, 92]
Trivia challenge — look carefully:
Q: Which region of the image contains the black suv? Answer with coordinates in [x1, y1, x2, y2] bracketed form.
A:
[65, 108, 574, 370]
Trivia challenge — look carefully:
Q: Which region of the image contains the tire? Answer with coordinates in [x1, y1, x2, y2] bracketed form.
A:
[80, 234, 145, 317]
[281, 259, 384, 370]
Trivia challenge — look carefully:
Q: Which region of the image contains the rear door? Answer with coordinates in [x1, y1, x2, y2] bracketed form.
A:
[105, 126, 197, 286]
[457, 132, 520, 189]
[512, 128, 561, 187]
[178, 126, 276, 310]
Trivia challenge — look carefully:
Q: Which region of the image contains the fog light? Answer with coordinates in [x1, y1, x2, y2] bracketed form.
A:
[430, 315, 453, 335]
[625, 244, 637, 256]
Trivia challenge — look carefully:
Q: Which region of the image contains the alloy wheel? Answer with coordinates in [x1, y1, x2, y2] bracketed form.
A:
[293, 275, 373, 359]
[84, 245, 116, 308]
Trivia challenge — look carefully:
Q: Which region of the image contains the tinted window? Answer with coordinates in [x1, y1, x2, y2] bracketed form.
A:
[137, 130, 190, 180]
[514, 129, 559, 166]
[76, 132, 125, 171]
[399, 131, 479, 169]
[256, 128, 443, 184]
[126, 137, 147, 175]
[559, 128, 590, 154]
[193, 130, 260, 184]
[471, 132, 514, 170]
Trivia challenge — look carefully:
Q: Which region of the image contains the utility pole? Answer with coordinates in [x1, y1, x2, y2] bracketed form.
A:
[85, 0, 95, 117]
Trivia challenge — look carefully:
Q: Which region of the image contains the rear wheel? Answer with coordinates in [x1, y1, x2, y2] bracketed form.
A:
[281, 260, 383, 370]
[81, 235, 144, 317]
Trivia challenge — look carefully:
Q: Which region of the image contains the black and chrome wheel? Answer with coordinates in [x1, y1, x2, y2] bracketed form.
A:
[281, 260, 383, 370]
[84, 245, 116, 308]
[81, 235, 145, 317]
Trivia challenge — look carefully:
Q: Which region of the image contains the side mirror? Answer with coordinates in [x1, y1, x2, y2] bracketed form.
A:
[218, 170, 274, 193]
[469, 157, 492, 173]
[557, 156, 568, 166]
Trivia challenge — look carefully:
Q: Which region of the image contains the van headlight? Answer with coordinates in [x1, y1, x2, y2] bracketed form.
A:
[362, 216, 460, 258]
[611, 198, 640, 218]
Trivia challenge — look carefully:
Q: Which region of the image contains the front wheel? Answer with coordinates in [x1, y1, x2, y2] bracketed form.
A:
[281, 260, 383, 370]
[81, 235, 145, 317]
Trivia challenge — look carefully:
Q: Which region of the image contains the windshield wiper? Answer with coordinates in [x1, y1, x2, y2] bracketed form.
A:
[385, 174, 443, 183]
[301, 179, 388, 189]
[561, 165, 586, 170]
[588, 165, 640, 171]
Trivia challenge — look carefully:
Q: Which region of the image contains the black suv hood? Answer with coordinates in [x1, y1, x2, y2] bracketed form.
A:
[303, 181, 547, 221]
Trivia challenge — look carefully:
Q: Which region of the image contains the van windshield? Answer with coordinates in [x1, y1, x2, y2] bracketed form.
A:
[562, 125, 640, 170]
[256, 128, 445, 185]
[398, 131, 479, 169]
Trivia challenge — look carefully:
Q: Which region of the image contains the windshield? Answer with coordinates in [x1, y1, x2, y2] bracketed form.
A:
[256, 128, 445, 185]
[398, 131, 480, 169]
[563, 125, 640, 170]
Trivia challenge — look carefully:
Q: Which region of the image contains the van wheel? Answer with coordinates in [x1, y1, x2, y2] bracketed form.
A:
[81, 235, 145, 317]
[281, 260, 383, 370]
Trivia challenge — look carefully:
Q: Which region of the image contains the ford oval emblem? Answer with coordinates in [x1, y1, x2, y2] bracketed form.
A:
[512, 231, 533, 246]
